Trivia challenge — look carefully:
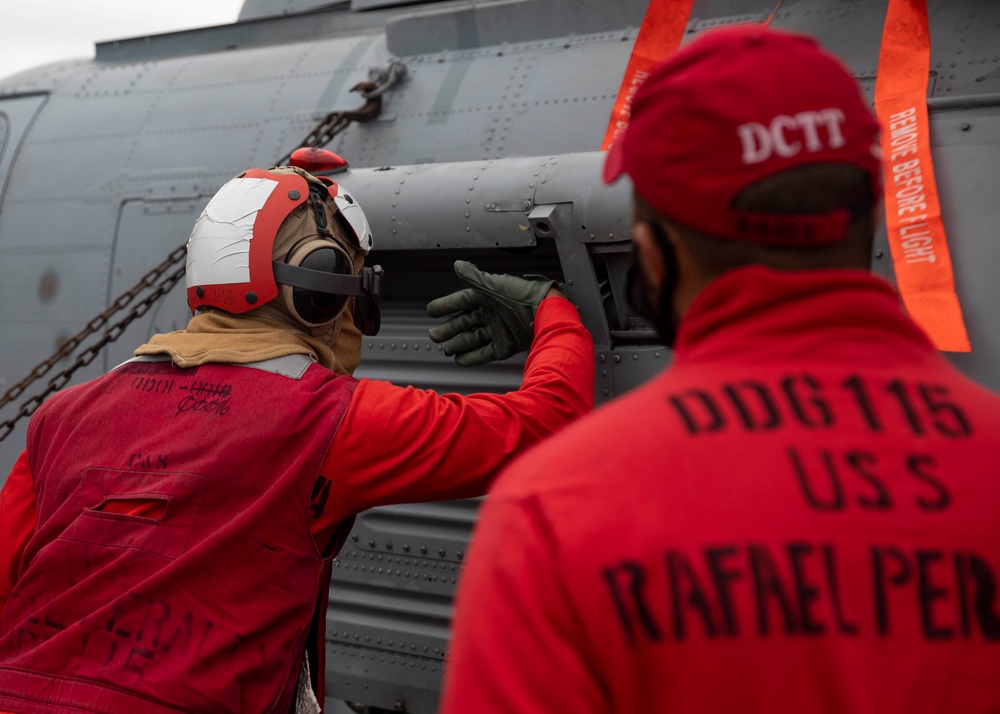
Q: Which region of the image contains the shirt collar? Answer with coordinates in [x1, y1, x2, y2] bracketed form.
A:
[673, 264, 935, 364]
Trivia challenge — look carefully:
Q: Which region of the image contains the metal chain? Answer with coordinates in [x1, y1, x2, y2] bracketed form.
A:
[276, 60, 407, 165]
[0, 61, 409, 443]
[361, 60, 408, 99]
[0, 247, 187, 443]
[0, 242, 186, 412]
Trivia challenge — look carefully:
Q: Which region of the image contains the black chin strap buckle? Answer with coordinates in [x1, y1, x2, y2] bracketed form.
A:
[354, 265, 383, 336]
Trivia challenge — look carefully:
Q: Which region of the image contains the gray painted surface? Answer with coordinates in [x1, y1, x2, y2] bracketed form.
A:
[1, 0, 999, 711]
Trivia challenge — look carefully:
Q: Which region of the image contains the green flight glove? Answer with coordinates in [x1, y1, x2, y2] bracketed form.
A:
[426, 260, 557, 367]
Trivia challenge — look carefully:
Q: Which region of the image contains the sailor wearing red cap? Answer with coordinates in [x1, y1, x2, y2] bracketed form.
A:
[441, 25, 1000, 714]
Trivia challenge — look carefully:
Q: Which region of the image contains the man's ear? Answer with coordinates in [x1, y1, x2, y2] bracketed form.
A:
[632, 222, 669, 293]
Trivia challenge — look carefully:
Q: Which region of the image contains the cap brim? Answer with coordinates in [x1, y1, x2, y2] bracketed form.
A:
[602, 138, 627, 184]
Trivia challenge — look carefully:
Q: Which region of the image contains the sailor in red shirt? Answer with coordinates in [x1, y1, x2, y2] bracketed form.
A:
[0, 165, 593, 713]
[442, 25, 1000, 714]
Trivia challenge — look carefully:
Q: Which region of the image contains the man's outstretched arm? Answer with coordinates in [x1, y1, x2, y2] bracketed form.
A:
[322, 292, 594, 519]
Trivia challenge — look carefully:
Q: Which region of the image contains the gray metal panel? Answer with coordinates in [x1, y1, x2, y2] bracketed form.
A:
[239, 0, 323, 21]
[0, 95, 47, 202]
[926, 0, 1000, 98]
[100, 199, 205, 371]
[353, 0, 425, 8]
[927, 106, 1000, 388]
[385, 0, 646, 56]
[0, 245, 113, 474]
[0, 91, 57, 477]
[355, 313, 528, 391]
[497, 33, 641, 158]
[0, 250, 112, 324]
[595, 346, 670, 405]
[333, 153, 628, 252]
[97, 9, 389, 64]
[334, 30, 639, 166]
[768, 0, 888, 85]
[352, 0, 410, 8]
[327, 500, 481, 712]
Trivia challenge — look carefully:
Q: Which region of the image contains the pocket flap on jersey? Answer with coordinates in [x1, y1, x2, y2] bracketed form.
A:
[62, 468, 208, 559]
[88, 493, 172, 522]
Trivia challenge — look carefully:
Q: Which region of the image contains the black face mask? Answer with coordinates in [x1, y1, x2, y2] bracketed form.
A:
[626, 222, 680, 348]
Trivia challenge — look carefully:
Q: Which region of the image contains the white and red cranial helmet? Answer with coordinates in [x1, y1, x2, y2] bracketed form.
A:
[185, 166, 381, 334]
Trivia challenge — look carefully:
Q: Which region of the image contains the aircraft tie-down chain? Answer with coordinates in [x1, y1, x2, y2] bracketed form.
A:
[0, 244, 188, 443]
[0, 60, 408, 443]
[276, 60, 407, 165]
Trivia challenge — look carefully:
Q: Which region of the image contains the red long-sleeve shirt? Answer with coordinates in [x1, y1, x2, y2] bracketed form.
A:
[442, 266, 1000, 714]
[0, 296, 594, 617]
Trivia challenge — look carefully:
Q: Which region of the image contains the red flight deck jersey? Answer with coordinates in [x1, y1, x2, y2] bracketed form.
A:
[442, 266, 1000, 714]
[0, 296, 593, 714]
[2, 353, 356, 714]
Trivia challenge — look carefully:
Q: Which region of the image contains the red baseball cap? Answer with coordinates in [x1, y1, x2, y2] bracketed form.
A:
[603, 24, 881, 246]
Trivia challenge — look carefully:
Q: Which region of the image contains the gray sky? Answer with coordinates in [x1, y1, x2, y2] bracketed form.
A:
[0, 1, 246, 81]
